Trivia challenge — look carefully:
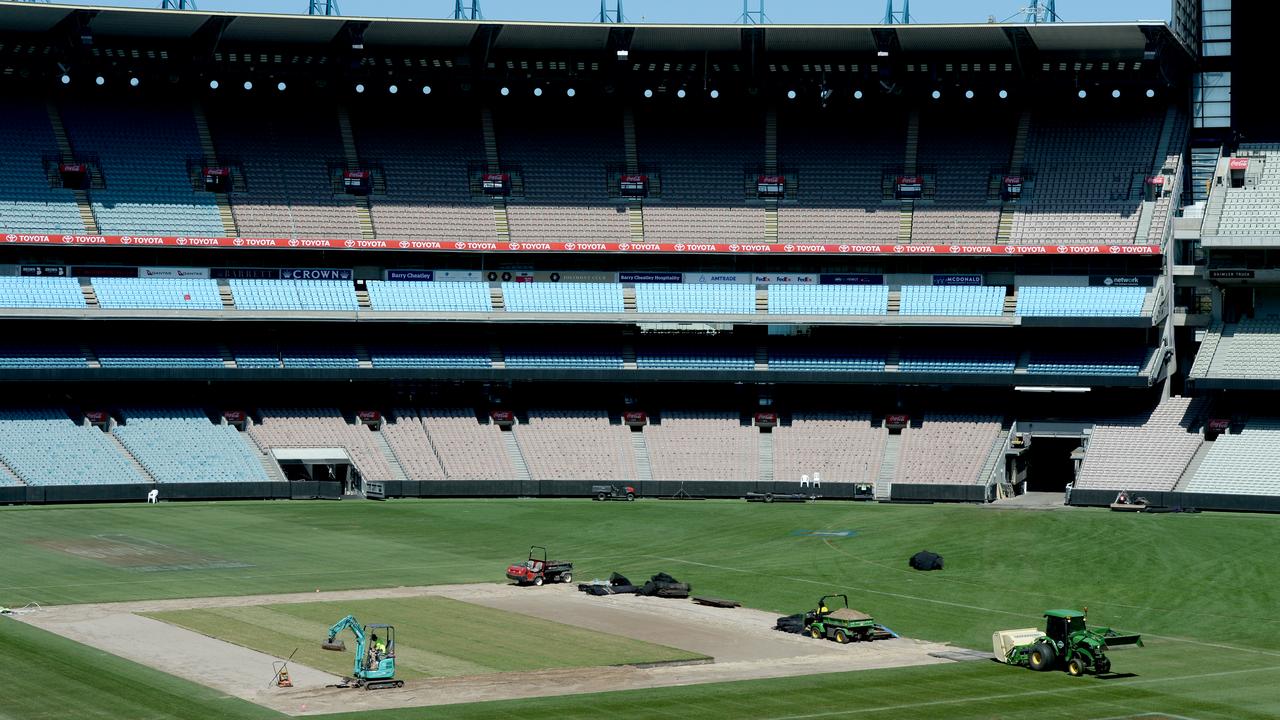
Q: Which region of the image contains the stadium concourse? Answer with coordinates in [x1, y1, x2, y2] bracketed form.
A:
[0, 2, 1274, 513]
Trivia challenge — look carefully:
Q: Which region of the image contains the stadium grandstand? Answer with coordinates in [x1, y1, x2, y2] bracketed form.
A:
[0, 0, 1277, 515]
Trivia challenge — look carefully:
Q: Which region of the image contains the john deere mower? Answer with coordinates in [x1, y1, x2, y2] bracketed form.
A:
[993, 609, 1142, 676]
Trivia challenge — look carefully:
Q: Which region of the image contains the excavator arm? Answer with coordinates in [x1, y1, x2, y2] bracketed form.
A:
[321, 614, 368, 678]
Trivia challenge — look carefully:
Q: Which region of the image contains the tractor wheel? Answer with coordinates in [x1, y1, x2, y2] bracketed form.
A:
[765, 493, 774, 503]
[834, 629, 849, 644]
[627, 493, 635, 501]
[561, 572, 573, 583]
[810, 626, 823, 640]
[533, 576, 544, 587]
[1028, 642, 1056, 671]
[596, 492, 607, 501]
[1096, 657, 1111, 675]
[1066, 657, 1087, 677]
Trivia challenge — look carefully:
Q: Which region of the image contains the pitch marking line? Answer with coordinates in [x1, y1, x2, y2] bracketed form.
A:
[764, 665, 1280, 719]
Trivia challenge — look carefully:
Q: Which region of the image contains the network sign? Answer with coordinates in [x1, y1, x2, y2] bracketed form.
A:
[386, 270, 434, 281]
[280, 268, 352, 280]
[932, 274, 984, 286]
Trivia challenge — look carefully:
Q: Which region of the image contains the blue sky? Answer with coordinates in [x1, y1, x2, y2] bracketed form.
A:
[81, 0, 1170, 24]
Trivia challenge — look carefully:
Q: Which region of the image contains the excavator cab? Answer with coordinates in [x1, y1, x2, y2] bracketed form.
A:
[361, 624, 396, 676]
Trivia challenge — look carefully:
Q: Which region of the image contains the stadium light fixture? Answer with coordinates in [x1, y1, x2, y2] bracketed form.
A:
[500, 86, 510, 96]
[616, 49, 628, 60]
[209, 79, 220, 90]
[422, 85, 432, 95]
[998, 89, 1008, 99]
[533, 87, 543, 97]
[786, 89, 796, 100]
[677, 88, 687, 98]
[964, 89, 974, 99]
[876, 50, 889, 57]
[243, 80, 253, 90]
[130, 77, 140, 88]
[930, 90, 941, 100]
[710, 89, 720, 99]
[277, 81, 287, 91]
[566, 87, 576, 97]
[643, 88, 653, 98]
[1112, 89, 1121, 98]
[95, 75, 105, 86]
[1077, 89, 1087, 99]
[389, 84, 398, 94]
[355, 83, 365, 94]
[853, 90, 863, 100]
[1146, 88, 1156, 98]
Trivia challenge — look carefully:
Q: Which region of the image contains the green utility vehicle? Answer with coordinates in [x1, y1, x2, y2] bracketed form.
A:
[805, 594, 892, 643]
[994, 609, 1143, 676]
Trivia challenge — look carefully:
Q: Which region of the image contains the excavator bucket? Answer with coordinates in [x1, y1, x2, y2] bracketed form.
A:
[321, 640, 346, 652]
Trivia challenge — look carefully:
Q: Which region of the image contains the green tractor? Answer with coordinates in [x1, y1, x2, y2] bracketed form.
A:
[804, 594, 893, 644]
[994, 609, 1143, 676]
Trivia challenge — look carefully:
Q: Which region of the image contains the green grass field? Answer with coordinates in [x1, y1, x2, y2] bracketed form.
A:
[143, 596, 702, 679]
[2, 499, 1279, 719]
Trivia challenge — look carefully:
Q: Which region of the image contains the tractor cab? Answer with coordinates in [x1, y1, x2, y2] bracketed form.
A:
[360, 624, 396, 677]
[1044, 610, 1087, 644]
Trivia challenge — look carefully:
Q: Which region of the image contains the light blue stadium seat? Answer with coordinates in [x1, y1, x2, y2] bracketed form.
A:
[769, 351, 886, 372]
[502, 282, 625, 313]
[113, 408, 274, 483]
[1027, 350, 1143, 375]
[366, 281, 491, 312]
[370, 347, 491, 368]
[1016, 286, 1148, 317]
[280, 346, 359, 369]
[900, 351, 1016, 374]
[636, 350, 754, 370]
[0, 345, 87, 368]
[634, 283, 755, 314]
[92, 277, 223, 310]
[0, 277, 86, 309]
[899, 285, 1006, 316]
[0, 409, 148, 486]
[768, 285, 888, 315]
[505, 349, 623, 369]
[229, 279, 358, 311]
[0, 102, 84, 233]
[97, 346, 223, 368]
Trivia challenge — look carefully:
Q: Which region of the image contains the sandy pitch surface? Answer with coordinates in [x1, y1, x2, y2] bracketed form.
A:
[17, 583, 983, 716]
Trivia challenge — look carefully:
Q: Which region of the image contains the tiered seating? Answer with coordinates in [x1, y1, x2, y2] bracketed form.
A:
[62, 102, 224, 235]
[97, 346, 222, 368]
[500, 112, 630, 242]
[229, 280, 358, 311]
[896, 414, 1002, 484]
[1027, 350, 1144, 376]
[768, 285, 889, 315]
[92, 277, 223, 310]
[1186, 421, 1280, 496]
[636, 348, 753, 370]
[0, 277, 85, 308]
[211, 104, 362, 238]
[365, 281, 491, 312]
[637, 110, 762, 242]
[0, 346, 87, 368]
[419, 408, 518, 480]
[505, 348, 623, 369]
[634, 283, 754, 314]
[899, 285, 1005, 316]
[248, 408, 397, 481]
[370, 346, 490, 369]
[0, 409, 145, 486]
[113, 408, 272, 484]
[772, 412, 885, 483]
[768, 350, 886, 372]
[1016, 286, 1147, 317]
[899, 351, 1016, 374]
[645, 411, 757, 481]
[380, 410, 446, 480]
[279, 346, 359, 369]
[502, 282, 624, 313]
[0, 99, 91, 233]
[513, 410, 637, 481]
[911, 111, 1011, 242]
[1009, 110, 1161, 244]
[1075, 397, 1205, 492]
[1189, 319, 1280, 379]
[1218, 144, 1280, 235]
[231, 346, 282, 369]
[353, 108, 494, 241]
[778, 112, 903, 243]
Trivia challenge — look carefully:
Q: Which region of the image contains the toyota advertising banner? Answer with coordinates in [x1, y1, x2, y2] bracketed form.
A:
[1, 232, 1161, 257]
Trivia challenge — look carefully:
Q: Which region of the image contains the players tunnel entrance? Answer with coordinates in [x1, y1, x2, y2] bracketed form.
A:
[1020, 437, 1082, 492]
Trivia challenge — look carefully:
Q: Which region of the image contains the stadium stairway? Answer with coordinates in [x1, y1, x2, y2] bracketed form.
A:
[191, 102, 239, 237]
[46, 102, 99, 234]
[622, 106, 646, 242]
[630, 430, 653, 484]
[898, 111, 920, 242]
[78, 278, 99, 307]
[371, 430, 409, 482]
[1175, 441, 1214, 491]
[0, 456, 27, 485]
[977, 429, 1010, 485]
[875, 431, 902, 500]
[996, 111, 1032, 242]
[335, 106, 377, 239]
[500, 429, 533, 482]
[106, 430, 158, 484]
[757, 429, 774, 484]
[217, 281, 236, 309]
